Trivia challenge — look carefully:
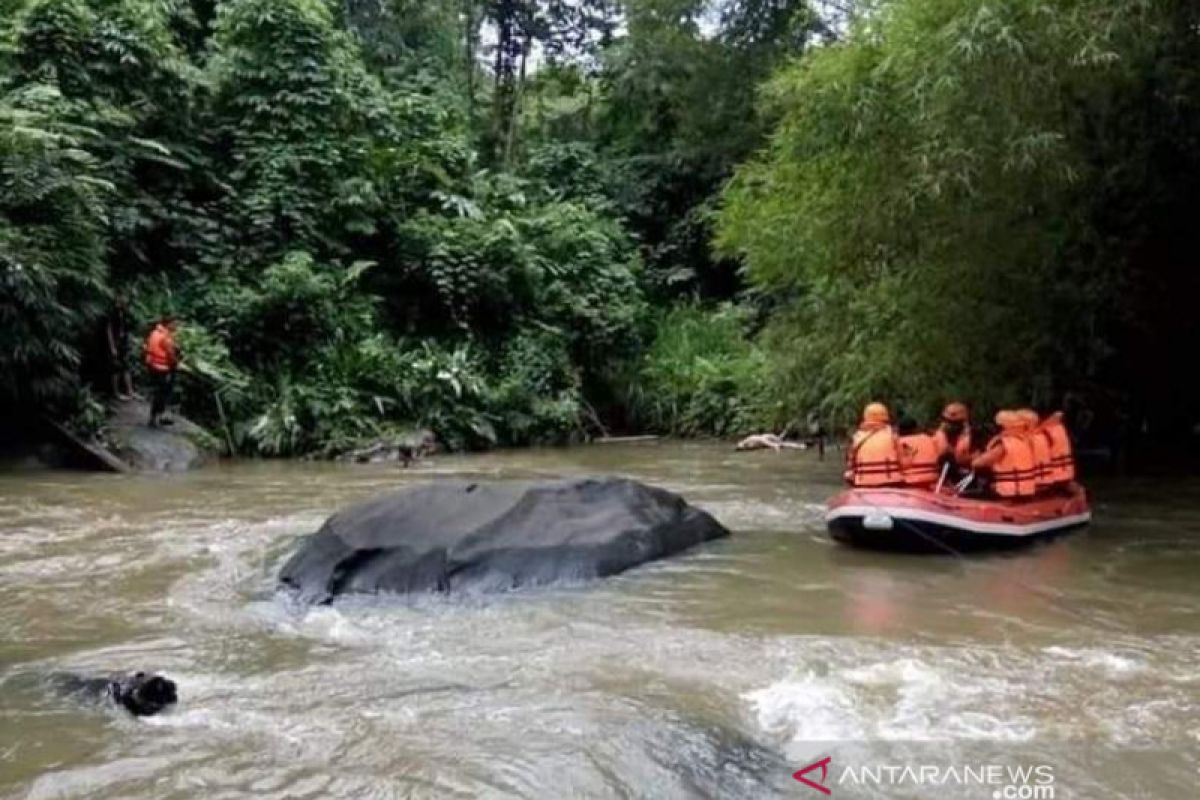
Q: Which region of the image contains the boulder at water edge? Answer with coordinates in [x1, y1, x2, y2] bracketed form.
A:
[278, 477, 729, 602]
[107, 398, 219, 472]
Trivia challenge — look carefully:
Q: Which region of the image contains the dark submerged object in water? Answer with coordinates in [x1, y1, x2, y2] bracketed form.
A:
[335, 429, 438, 466]
[53, 671, 178, 716]
[279, 476, 729, 602]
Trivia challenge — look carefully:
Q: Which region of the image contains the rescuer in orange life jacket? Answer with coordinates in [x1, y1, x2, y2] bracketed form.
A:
[971, 410, 1038, 498]
[932, 401, 975, 475]
[1038, 409, 1077, 491]
[143, 314, 181, 428]
[844, 402, 905, 487]
[895, 417, 941, 488]
[1016, 408, 1052, 493]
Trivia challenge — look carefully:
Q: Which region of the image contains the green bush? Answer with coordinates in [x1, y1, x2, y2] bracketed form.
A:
[627, 305, 767, 437]
[718, 0, 1200, 426]
[0, 84, 109, 409]
[485, 329, 584, 446]
[244, 373, 373, 457]
[208, 0, 385, 261]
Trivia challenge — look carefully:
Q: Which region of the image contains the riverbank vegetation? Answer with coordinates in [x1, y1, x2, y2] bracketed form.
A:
[3, 0, 1198, 455]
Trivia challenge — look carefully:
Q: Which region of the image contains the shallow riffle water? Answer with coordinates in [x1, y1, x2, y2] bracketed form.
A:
[1, 443, 1197, 799]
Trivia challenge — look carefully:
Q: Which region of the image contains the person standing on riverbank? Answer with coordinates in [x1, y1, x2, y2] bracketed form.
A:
[143, 315, 181, 427]
[105, 295, 135, 400]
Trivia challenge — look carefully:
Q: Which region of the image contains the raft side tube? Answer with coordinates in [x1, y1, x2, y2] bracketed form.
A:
[824, 485, 1091, 553]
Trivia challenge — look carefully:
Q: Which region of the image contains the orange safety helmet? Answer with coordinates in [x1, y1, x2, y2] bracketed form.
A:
[861, 402, 891, 425]
[942, 402, 969, 423]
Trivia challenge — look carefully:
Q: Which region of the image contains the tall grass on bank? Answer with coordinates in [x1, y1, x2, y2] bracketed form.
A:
[626, 305, 767, 437]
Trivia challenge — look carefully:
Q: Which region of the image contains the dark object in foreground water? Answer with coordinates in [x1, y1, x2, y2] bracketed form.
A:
[279, 476, 729, 602]
[53, 671, 178, 716]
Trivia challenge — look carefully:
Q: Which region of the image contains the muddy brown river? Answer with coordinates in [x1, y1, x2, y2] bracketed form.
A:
[1, 443, 1197, 799]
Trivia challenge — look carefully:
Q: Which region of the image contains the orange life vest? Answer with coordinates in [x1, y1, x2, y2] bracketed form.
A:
[848, 425, 904, 487]
[1029, 429, 1052, 489]
[143, 324, 177, 372]
[1041, 413, 1076, 483]
[898, 433, 941, 486]
[987, 432, 1038, 498]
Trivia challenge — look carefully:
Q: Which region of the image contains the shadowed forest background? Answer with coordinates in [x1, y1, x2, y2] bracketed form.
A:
[2, 0, 1198, 457]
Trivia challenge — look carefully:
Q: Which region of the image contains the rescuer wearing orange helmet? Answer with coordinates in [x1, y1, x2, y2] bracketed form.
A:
[971, 410, 1038, 498]
[845, 402, 905, 487]
[932, 401, 975, 464]
[143, 314, 181, 427]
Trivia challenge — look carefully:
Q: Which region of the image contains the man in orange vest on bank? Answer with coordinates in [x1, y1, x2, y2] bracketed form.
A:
[143, 314, 181, 427]
[845, 402, 905, 487]
[971, 410, 1038, 499]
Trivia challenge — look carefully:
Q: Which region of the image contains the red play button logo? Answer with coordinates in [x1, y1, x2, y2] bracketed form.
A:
[792, 756, 832, 794]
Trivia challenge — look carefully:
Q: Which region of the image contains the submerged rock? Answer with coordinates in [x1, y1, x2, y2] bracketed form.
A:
[50, 671, 178, 717]
[279, 477, 729, 602]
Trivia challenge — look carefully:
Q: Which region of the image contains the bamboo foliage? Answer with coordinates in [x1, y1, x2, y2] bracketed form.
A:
[719, 0, 1199, 424]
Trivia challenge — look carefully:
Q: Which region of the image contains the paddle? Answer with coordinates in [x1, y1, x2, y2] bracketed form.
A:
[934, 462, 951, 494]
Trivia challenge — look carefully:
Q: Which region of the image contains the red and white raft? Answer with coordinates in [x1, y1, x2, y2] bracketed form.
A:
[825, 484, 1091, 553]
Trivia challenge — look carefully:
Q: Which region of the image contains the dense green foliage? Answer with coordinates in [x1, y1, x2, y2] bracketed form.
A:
[626, 305, 767, 436]
[720, 0, 1200, 435]
[5, 0, 1199, 454]
[0, 0, 659, 451]
[1, 84, 109, 405]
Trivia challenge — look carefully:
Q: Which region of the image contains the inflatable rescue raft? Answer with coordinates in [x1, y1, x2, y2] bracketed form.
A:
[825, 483, 1091, 553]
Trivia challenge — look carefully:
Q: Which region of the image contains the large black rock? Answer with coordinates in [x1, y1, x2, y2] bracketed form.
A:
[278, 477, 729, 602]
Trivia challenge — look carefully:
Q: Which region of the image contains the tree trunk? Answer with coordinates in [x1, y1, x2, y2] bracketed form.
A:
[464, 0, 478, 126]
[503, 31, 531, 166]
[490, 0, 520, 165]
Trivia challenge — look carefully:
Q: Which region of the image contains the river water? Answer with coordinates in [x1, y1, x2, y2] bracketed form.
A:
[0, 443, 1197, 799]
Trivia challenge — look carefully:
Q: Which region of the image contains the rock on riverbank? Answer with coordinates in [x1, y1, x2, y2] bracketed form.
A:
[107, 398, 219, 472]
